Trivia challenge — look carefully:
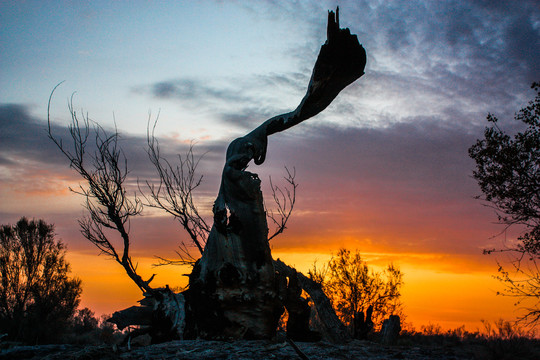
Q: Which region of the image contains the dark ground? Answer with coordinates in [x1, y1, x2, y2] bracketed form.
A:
[2, 337, 536, 360]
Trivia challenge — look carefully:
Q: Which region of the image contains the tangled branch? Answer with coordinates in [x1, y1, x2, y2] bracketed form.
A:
[141, 119, 210, 260]
[48, 85, 154, 293]
[268, 167, 297, 241]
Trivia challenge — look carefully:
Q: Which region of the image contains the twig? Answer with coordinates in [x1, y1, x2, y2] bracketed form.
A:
[286, 336, 310, 360]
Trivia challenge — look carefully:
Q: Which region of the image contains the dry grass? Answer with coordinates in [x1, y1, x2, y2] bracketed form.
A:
[397, 320, 539, 360]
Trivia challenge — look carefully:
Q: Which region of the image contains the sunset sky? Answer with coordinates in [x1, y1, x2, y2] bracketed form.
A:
[1, 0, 539, 332]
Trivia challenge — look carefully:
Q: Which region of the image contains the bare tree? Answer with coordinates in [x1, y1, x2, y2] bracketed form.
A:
[142, 120, 210, 257]
[47, 88, 153, 293]
[268, 167, 298, 241]
[48, 92, 189, 340]
[48, 7, 366, 342]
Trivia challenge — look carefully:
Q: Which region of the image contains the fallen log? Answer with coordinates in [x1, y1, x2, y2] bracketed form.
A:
[109, 286, 185, 343]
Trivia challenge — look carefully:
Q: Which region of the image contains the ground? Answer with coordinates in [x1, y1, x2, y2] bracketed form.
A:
[2, 338, 530, 360]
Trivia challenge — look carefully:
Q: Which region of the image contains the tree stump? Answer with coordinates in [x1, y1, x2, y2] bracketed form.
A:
[380, 315, 401, 345]
[353, 305, 373, 339]
[187, 147, 283, 339]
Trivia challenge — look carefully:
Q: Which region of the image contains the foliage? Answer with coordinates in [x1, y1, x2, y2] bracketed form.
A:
[0, 217, 82, 343]
[469, 82, 540, 326]
[72, 307, 99, 334]
[309, 248, 403, 329]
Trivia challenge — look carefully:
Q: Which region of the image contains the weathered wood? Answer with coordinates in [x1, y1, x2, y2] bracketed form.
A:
[274, 259, 351, 343]
[188, 165, 282, 338]
[109, 8, 366, 342]
[279, 267, 321, 342]
[188, 7, 365, 340]
[381, 315, 401, 345]
[353, 305, 373, 339]
[109, 305, 153, 330]
[109, 287, 186, 342]
[256, 8, 366, 139]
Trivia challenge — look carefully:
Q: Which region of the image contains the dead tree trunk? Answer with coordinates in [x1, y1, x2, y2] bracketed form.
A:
[104, 8, 365, 342]
[187, 165, 281, 339]
[274, 259, 351, 343]
[109, 286, 186, 343]
[188, 8, 366, 340]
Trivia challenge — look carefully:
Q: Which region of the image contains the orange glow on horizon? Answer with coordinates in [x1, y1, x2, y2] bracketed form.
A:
[68, 248, 518, 332]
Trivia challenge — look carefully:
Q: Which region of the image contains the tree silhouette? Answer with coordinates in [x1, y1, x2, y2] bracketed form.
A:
[0, 217, 82, 343]
[47, 96, 154, 294]
[47, 7, 365, 342]
[310, 248, 403, 331]
[469, 82, 540, 326]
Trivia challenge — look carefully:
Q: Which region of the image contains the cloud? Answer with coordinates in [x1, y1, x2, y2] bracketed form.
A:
[0, 103, 209, 180]
[365, 1, 538, 98]
[258, 119, 499, 257]
[0, 102, 230, 221]
[136, 71, 310, 131]
[0, 104, 71, 167]
[150, 79, 247, 103]
[0, 100, 509, 265]
[3, 0, 538, 260]
[132, 1, 538, 136]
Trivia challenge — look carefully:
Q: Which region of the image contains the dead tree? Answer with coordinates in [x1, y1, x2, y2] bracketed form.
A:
[187, 8, 365, 340]
[47, 92, 185, 341]
[49, 7, 365, 343]
[47, 91, 153, 293]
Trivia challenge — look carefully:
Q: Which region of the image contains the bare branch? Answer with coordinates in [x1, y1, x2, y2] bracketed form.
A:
[140, 118, 209, 257]
[268, 167, 298, 241]
[153, 241, 198, 267]
[48, 89, 153, 294]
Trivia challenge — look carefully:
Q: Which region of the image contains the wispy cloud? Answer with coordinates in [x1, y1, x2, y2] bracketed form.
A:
[135, 71, 310, 130]
[131, 1, 538, 135]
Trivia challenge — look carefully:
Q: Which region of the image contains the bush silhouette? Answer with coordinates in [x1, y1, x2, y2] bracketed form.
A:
[0, 217, 82, 343]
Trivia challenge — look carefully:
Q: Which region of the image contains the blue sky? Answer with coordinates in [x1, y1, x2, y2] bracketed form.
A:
[1, 0, 539, 327]
[2, 1, 318, 136]
[3, 0, 537, 138]
[2, 0, 538, 256]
